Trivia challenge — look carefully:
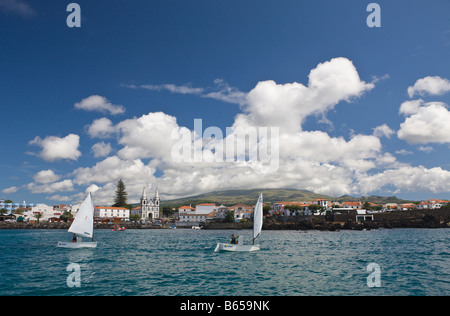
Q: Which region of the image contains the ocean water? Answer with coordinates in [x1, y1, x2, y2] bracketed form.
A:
[0, 228, 449, 296]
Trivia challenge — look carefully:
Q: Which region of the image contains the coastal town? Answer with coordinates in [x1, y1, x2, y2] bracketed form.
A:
[1, 186, 449, 229]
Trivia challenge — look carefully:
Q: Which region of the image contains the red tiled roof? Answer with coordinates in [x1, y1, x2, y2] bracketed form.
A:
[343, 202, 361, 206]
[95, 206, 128, 210]
[179, 206, 195, 210]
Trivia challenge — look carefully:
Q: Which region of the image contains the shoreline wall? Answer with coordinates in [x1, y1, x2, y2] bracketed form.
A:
[1, 209, 449, 230]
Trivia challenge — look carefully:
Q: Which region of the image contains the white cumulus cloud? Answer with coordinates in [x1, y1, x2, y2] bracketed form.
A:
[407, 76, 450, 98]
[235, 57, 374, 134]
[87, 117, 116, 138]
[27, 179, 74, 194]
[2, 186, 18, 194]
[29, 134, 81, 162]
[73, 156, 156, 186]
[373, 124, 395, 138]
[359, 166, 450, 195]
[33, 169, 60, 184]
[116, 112, 190, 160]
[75, 95, 125, 115]
[92, 142, 112, 158]
[398, 101, 450, 144]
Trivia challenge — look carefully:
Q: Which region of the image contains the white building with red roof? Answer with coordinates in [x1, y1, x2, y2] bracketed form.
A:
[94, 206, 129, 222]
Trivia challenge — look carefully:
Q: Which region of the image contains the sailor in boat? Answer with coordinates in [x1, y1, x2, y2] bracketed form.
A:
[230, 234, 239, 244]
[72, 234, 77, 242]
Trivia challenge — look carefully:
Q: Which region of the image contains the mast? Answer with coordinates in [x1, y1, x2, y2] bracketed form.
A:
[90, 192, 94, 242]
[252, 193, 263, 244]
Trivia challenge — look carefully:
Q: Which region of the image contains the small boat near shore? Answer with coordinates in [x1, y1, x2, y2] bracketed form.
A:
[214, 193, 263, 252]
[57, 193, 97, 249]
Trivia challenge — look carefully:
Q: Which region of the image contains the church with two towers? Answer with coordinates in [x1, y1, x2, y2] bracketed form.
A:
[131, 187, 160, 221]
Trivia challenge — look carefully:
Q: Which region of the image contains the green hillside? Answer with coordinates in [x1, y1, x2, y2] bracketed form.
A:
[160, 188, 417, 208]
[161, 188, 334, 207]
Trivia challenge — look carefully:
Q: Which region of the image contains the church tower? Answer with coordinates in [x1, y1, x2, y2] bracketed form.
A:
[140, 186, 150, 220]
[154, 188, 160, 208]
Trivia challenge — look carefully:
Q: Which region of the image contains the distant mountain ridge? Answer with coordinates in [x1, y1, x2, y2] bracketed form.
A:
[160, 188, 417, 207]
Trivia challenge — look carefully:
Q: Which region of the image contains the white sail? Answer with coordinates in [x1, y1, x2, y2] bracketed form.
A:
[253, 193, 263, 241]
[68, 193, 94, 238]
[215, 193, 263, 252]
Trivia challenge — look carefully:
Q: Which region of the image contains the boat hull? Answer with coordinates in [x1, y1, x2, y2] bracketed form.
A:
[57, 241, 97, 248]
[214, 243, 260, 252]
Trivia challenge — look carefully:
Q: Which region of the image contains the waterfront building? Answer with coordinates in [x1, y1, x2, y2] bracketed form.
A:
[271, 201, 309, 216]
[177, 204, 217, 227]
[195, 203, 216, 214]
[178, 205, 195, 216]
[230, 204, 253, 220]
[421, 199, 450, 209]
[23, 204, 56, 222]
[235, 209, 253, 221]
[312, 199, 330, 208]
[398, 203, 417, 211]
[356, 209, 374, 222]
[215, 205, 230, 219]
[178, 213, 209, 224]
[384, 203, 398, 210]
[342, 201, 362, 209]
[94, 206, 129, 222]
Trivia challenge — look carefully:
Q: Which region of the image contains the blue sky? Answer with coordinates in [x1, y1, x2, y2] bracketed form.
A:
[1, 0, 450, 205]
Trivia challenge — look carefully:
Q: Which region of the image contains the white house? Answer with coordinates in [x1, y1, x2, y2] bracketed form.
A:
[230, 204, 253, 220]
[177, 204, 216, 227]
[195, 203, 216, 214]
[94, 206, 129, 222]
[312, 199, 330, 208]
[178, 213, 208, 223]
[342, 201, 362, 209]
[23, 204, 56, 222]
[178, 205, 195, 215]
[271, 201, 310, 216]
[235, 209, 253, 221]
[215, 205, 229, 219]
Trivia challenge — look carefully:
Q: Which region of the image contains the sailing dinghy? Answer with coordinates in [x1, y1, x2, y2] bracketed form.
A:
[214, 193, 263, 252]
[57, 193, 97, 248]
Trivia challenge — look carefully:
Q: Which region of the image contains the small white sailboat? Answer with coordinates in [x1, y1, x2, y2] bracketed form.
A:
[214, 193, 263, 252]
[57, 193, 97, 248]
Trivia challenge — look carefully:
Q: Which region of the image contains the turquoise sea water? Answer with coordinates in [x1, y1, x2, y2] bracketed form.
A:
[0, 228, 449, 296]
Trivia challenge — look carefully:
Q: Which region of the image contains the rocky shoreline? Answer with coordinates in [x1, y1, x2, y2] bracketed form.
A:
[261, 208, 450, 231]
